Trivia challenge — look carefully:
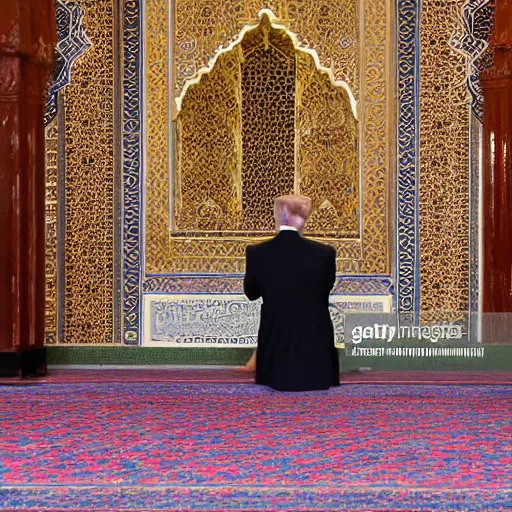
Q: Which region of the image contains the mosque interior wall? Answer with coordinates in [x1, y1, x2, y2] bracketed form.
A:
[43, 0, 493, 353]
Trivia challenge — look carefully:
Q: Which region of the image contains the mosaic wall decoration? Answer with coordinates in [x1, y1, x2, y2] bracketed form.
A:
[144, 0, 169, 276]
[44, 0, 93, 344]
[172, 0, 359, 104]
[44, 0, 92, 127]
[418, 0, 491, 320]
[63, 0, 117, 344]
[396, 0, 419, 318]
[174, 47, 243, 233]
[296, 50, 360, 237]
[44, 118, 59, 344]
[145, 0, 391, 277]
[43, 0, 494, 345]
[448, 0, 493, 123]
[44, 0, 119, 344]
[122, 0, 143, 344]
[450, 0, 492, 332]
[143, 275, 394, 295]
[357, 0, 389, 275]
[144, 294, 392, 347]
[173, 16, 359, 237]
[239, 19, 297, 232]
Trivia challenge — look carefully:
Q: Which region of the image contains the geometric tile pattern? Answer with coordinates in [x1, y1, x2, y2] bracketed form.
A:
[396, 0, 420, 317]
[44, 0, 92, 127]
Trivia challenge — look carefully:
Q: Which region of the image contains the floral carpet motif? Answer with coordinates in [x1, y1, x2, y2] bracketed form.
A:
[0, 383, 511, 510]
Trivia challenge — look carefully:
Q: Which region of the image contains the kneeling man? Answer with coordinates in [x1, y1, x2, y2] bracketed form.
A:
[244, 195, 340, 391]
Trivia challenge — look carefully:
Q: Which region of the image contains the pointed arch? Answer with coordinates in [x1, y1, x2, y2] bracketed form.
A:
[174, 9, 359, 121]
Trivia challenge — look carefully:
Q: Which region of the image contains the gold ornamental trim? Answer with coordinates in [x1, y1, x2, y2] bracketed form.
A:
[174, 9, 359, 121]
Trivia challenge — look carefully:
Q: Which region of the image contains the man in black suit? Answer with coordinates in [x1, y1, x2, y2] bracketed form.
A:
[243, 195, 340, 391]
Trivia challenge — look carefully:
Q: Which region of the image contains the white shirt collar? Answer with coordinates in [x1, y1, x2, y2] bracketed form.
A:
[279, 225, 298, 232]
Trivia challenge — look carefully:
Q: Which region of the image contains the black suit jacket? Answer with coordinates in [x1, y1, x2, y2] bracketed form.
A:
[244, 230, 340, 391]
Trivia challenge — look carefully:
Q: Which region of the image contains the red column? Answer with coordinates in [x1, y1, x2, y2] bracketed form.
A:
[481, 0, 512, 315]
[0, 1, 56, 377]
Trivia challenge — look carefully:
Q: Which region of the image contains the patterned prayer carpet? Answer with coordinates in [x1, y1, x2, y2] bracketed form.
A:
[0, 383, 511, 511]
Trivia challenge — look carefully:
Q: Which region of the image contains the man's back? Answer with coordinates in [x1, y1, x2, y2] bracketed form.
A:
[244, 230, 339, 391]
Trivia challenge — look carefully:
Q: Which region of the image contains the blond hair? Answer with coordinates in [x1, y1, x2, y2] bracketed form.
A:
[274, 195, 312, 230]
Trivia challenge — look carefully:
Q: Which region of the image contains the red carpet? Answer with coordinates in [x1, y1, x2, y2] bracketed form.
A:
[1, 382, 511, 510]
[1, 368, 511, 385]
[0, 368, 253, 385]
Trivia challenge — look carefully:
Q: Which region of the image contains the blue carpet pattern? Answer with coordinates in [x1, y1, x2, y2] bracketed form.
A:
[0, 383, 511, 510]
